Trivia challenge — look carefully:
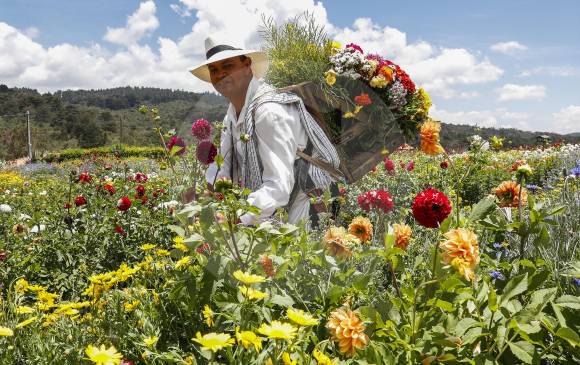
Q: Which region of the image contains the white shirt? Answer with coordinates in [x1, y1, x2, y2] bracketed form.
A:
[205, 78, 310, 225]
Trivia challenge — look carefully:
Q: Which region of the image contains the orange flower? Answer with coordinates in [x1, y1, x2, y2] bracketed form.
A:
[323, 227, 359, 258]
[510, 159, 527, 172]
[439, 228, 479, 281]
[354, 93, 372, 106]
[348, 216, 373, 243]
[393, 223, 412, 250]
[419, 119, 445, 155]
[494, 181, 527, 208]
[378, 66, 394, 82]
[260, 255, 276, 278]
[326, 308, 369, 356]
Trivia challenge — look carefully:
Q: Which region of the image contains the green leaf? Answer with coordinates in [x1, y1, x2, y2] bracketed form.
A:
[551, 302, 567, 328]
[488, 286, 498, 312]
[434, 299, 454, 312]
[499, 273, 528, 308]
[468, 194, 496, 222]
[555, 295, 580, 309]
[508, 341, 534, 364]
[556, 327, 580, 347]
[455, 318, 481, 337]
[269, 294, 294, 307]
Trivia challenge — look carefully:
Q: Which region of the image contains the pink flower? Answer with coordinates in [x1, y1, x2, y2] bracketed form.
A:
[357, 189, 394, 213]
[346, 43, 364, 53]
[191, 118, 212, 141]
[196, 141, 217, 165]
[135, 172, 148, 183]
[117, 196, 132, 211]
[407, 161, 415, 171]
[384, 158, 395, 172]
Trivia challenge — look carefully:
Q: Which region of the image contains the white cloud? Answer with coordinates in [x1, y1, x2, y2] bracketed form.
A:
[497, 84, 546, 101]
[430, 105, 532, 130]
[24, 27, 40, 38]
[552, 105, 580, 134]
[490, 41, 527, 54]
[170, 3, 191, 17]
[519, 66, 580, 77]
[104, 0, 159, 46]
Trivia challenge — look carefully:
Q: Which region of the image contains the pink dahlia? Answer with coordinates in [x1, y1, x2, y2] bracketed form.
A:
[191, 118, 212, 141]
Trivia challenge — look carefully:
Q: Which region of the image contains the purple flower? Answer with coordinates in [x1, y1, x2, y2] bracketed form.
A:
[571, 166, 580, 177]
[490, 270, 505, 281]
[573, 277, 580, 287]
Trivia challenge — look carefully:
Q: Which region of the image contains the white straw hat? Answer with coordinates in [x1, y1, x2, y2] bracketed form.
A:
[189, 34, 269, 83]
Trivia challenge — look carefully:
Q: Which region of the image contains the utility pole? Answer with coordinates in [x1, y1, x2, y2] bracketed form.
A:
[26, 110, 33, 161]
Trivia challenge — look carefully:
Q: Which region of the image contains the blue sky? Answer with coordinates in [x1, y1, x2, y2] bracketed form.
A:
[1, 0, 579, 133]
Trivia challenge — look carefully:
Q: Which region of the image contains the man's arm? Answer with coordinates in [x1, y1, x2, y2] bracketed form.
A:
[240, 103, 304, 225]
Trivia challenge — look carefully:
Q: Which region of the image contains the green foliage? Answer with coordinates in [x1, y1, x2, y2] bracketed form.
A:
[41, 145, 165, 163]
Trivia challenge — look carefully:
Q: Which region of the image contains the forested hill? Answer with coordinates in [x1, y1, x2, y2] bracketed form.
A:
[0, 84, 578, 160]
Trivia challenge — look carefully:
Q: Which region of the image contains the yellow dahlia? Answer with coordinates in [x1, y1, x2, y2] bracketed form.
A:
[419, 119, 445, 155]
[323, 226, 359, 258]
[348, 216, 373, 243]
[393, 223, 412, 250]
[326, 308, 369, 356]
[85, 344, 123, 365]
[439, 228, 480, 281]
[494, 181, 527, 208]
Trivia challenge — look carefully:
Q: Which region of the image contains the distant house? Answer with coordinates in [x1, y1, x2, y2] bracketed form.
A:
[536, 135, 551, 144]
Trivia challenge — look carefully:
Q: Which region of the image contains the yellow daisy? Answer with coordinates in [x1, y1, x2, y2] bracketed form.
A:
[235, 327, 263, 351]
[85, 344, 123, 365]
[233, 270, 266, 284]
[287, 308, 319, 326]
[257, 321, 297, 340]
[192, 332, 234, 353]
[239, 286, 268, 301]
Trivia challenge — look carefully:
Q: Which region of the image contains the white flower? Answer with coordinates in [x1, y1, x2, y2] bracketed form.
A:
[158, 200, 180, 209]
[39, 191, 47, 196]
[19, 213, 31, 221]
[0, 204, 12, 213]
[30, 224, 46, 233]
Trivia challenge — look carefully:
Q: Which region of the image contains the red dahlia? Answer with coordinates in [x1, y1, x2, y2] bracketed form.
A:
[114, 225, 126, 236]
[135, 172, 148, 183]
[117, 196, 132, 211]
[357, 189, 394, 213]
[191, 118, 212, 141]
[411, 188, 452, 228]
[74, 195, 87, 207]
[135, 185, 145, 197]
[384, 158, 395, 172]
[196, 141, 217, 165]
[440, 161, 449, 169]
[104, 183, 115, 195]
[78, 172, 92, 183]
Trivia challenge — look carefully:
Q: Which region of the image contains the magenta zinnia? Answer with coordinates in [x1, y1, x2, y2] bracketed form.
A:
[411, 188, 452, 228]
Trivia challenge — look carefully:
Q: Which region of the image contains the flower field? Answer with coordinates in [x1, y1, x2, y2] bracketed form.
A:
[1, 134, 579, 364]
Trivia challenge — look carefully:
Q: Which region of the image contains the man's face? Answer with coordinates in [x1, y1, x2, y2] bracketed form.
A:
[208, 56, 253, 99]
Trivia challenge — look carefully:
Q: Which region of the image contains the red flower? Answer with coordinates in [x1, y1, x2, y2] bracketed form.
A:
[346, 43, 363, 53]
[411, 188, 452, 228]
[117, 196, 132, 211]
[191, 118, 212, 141]
[0, 250, 7, 262]
[384, 158, 395, 172]
[64, 202, 72, 209]
[440, 161, 449, 169]
[166, 136, 186, 156]
[354, 93, 372, 106]
[78, 172, 92, 183]
[394, 65, 416, 93]
[196, 242, 212, 254]
[357, 189, 394, 213]
[214, 192, 224, 201]
[114, 225, 126, 236]
[104, 183, 116, 195]
[74, 195, 87, 207]
[135, 185, 145, 197]
[135, 172, 148, 183]
[196, 141, 217, 165]
[339, 187, 347, 196]
[407, 161, 415, 171]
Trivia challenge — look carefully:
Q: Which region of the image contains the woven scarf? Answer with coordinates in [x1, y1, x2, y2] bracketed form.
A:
[240, 82, 341, 193]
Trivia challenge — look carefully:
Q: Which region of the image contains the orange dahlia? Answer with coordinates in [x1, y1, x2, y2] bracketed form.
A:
[419, 119, 445, 155]
[348, 217, 373, 243]
[323, 227, 359, 258]
[494, 181, 527, 208]
[439, 228, 479, 281]
[326, 308, 369, 356]
[393, 223, 412, 250]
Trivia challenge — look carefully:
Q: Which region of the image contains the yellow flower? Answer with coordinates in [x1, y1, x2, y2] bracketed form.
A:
[140, 243, 157, 251]
[348, 216, 373, 243]
[85, 344, 123, 365]
[282, 352, 297, 365]
[354, 105, 363, 114]
[439, 228, 480, 281]
[325, 70, 337, 86]
[239, 286, 268, 300]
[235, 327, 263, 351]
[419, 119, 445, 155]
[331, 41, 341, 49]
[203, 305, 214, 327]
[369, 75, 388, 88]
[143, 336, 158, 348]
[0, 326, 14, 336]
[192, 332, 234, 353]
[124, 300, 140, 312]
[313, 349, 336, 365]
[326, 308, 369, 356]
[175, 256, 192, 269]
[287, 308, 319, 326]
[15, 316, 38, 328]
[15, 305, 35, 314]
[173, 237, 188, 252]
[155, 249, 170, 257]
[15, 278, 29, 294]
[233, 270, 266, 284]
[393, 223, 412, 250]
[343, 111, 355, 119]
[257, 321, 297, 340]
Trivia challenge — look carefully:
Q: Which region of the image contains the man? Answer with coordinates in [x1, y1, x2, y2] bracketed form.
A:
[190, 34, 340, 226]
